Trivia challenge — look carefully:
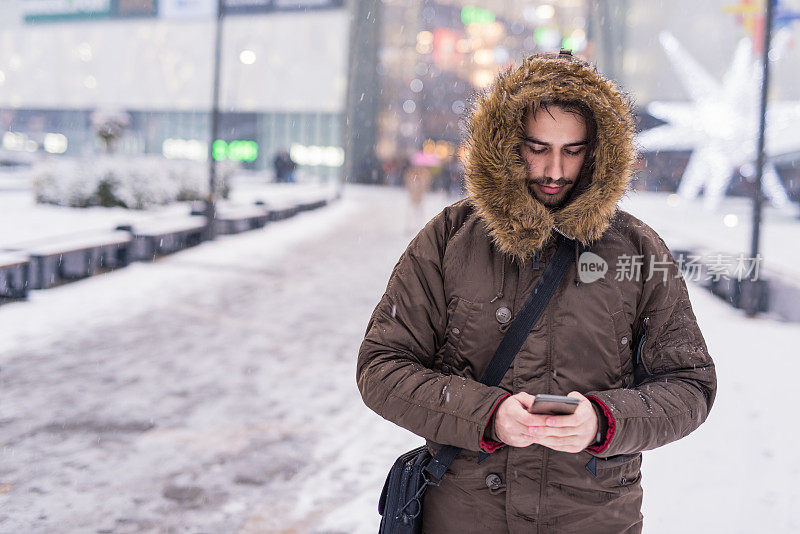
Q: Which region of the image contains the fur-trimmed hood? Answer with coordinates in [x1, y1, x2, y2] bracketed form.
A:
[464, 50, 637, 264]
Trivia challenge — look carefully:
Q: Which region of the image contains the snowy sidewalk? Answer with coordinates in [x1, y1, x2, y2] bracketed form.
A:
[0, 186, 797, 532]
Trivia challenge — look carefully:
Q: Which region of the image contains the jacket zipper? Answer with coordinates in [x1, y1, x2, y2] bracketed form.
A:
[635, 317, 651, 375]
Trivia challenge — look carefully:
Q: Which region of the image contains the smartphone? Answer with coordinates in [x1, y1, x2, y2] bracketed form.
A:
[528, 394, 580, 415]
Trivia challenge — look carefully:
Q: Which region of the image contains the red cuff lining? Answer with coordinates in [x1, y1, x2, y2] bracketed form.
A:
[480, 438, 506, 453]
[584, 395, 616, 454]
[480, 394, 511, 453]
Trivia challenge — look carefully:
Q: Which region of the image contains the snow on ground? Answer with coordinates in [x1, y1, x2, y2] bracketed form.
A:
[0, 185, 798, 533]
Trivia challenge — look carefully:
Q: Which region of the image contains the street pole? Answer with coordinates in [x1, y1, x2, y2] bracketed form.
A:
[745, 0, 775, 317]
[595, 0, 624, 82]
[343, 0, 382, 186]
[205, 0, 224, 241]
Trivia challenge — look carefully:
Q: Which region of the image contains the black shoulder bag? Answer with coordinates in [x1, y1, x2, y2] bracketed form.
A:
[378, 233, 585, 534]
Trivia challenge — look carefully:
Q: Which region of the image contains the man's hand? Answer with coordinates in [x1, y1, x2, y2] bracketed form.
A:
[493, 391, 598, 453]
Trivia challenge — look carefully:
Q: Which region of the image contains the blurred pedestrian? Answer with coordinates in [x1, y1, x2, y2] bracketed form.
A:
[442, 154, 465, 198]
[273, 150, 296, 183]
[382, 157, 401, 187]
[403, 164, 431, 233]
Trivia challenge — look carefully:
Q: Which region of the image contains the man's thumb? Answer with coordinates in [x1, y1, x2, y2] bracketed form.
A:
[515, 392, 536, 410]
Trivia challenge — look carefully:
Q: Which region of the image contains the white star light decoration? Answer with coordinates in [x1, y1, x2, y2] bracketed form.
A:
[637, 31, 800, 210]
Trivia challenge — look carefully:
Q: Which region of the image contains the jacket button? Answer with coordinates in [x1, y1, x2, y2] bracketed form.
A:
[485, 473, 502, 489]
[621, 336, 628, 345]
[620, 476, 627, 484]
[495, 307, 512, 324]
[452, 327, 460, 335]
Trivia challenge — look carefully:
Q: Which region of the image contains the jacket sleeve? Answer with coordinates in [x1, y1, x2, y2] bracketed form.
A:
[356, 210, 510, 452]
[584, 232, 717, 458]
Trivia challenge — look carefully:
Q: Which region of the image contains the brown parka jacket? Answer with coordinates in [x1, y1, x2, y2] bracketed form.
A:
[357, 52, 717, 534]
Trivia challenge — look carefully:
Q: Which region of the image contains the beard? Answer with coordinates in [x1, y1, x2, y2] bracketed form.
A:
[527, 177, 576, 209]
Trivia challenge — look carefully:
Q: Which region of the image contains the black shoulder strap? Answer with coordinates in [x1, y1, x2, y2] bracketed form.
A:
[425, 233, 587, 480]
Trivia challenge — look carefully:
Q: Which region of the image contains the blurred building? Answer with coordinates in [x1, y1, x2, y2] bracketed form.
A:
[1, 0, 798, 193]
[0, 0, 349, 181]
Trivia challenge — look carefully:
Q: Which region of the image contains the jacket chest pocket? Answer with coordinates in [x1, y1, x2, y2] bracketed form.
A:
[438, 297, 475, 374]
[439, 296, 504, 379]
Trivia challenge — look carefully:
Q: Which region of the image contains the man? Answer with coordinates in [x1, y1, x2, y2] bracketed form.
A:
[357, 50, 716, 533]
[273, 150, 296, 183]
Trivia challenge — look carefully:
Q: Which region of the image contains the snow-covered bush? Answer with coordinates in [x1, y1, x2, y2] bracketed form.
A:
[33, 155, 236, 209]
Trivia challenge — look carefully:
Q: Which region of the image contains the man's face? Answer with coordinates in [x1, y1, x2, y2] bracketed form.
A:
[520, 105, 589, 209]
